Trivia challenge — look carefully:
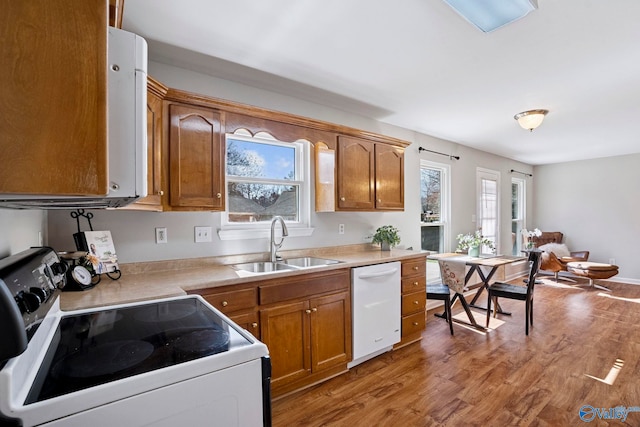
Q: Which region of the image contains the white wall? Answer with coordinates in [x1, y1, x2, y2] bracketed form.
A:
[0, 210, 47, 258]
[46, 62, 533, 265]
[534, 154, 640, 282]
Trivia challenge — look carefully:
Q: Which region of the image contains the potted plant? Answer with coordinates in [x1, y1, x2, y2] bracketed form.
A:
[372, 225, 401, 251]
[456, 230, 495, 257]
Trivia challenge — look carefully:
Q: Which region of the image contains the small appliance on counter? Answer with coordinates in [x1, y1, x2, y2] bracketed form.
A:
[57, 251, 101, 291]
[0, 247, 271, 426]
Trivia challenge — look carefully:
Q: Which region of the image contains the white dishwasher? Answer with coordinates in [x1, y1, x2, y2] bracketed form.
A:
[348, 261, 401, 368]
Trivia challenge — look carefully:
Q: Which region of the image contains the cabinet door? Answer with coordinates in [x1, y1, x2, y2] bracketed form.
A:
[229, 311, 260, 339]
[337, 136, 375, 210]
[375, 144, 404, 210]
[1, 1, 108, 196]
[260, 300, 311, 388]
[168, 103, 225, 209]
[310, 291, 352, 372]
[128, 81, 165, 210]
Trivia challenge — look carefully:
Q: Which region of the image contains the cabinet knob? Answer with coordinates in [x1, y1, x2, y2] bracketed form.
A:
[413, 266, 419, 270]
[378, 199, 381, 203]
[251, 322, 258, 328]
[312, 307, 318, 312]
[414, 281, 419, 286]
[305, 309, 312, 314]
[221, 301, 228, 307]
[216, 193, 222, 199]
[412, 322, 419, 326]
[158, 190, 164, 196]
[340, 197, 345, 201]
[413, 300, 419, 305]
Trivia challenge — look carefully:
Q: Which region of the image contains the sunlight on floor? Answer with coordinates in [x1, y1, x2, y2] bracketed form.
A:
[597, 292, 640, 304]
[584, 358, 624, 385]
[451, 310, 505, 335]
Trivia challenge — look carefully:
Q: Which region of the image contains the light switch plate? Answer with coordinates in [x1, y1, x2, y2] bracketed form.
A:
[155, 227, 167, 244]
[195, 226, 212, 243]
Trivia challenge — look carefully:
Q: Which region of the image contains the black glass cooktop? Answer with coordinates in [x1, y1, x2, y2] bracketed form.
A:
[25, 298, 252, 404]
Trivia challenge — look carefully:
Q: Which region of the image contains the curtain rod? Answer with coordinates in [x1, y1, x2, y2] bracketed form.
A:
[418, 147, 460, 160]
[510, 169, 533, 177]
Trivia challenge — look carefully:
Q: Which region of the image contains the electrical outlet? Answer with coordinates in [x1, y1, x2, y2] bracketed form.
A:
[195, 226, 212, 243]
[155, 227, 167, 244]
[339, 224, 345, 235]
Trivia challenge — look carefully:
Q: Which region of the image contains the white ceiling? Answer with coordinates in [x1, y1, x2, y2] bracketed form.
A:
[122, 0, 640, 165]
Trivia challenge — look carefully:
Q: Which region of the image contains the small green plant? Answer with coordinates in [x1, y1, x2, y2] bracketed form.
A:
[372, 225, 401, 248]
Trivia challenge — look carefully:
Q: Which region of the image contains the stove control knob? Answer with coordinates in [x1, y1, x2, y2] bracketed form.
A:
[15, 290, 42, 314]
[30, 287, 48, 302]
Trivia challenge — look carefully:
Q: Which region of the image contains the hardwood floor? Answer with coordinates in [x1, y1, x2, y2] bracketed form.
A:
[272, 277, 640, 426]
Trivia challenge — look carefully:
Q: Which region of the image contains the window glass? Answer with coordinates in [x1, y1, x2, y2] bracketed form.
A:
[477, 168, 500, 254]
[511, 178, 525, 255]
[420, 160, 450, 284]
[225, 134, 306, 225]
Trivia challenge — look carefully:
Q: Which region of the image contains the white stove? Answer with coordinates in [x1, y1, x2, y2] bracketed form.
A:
[0, 247, 271, 426]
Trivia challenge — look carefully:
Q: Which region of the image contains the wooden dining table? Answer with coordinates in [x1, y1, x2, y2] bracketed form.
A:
[428, 253, 527, 330]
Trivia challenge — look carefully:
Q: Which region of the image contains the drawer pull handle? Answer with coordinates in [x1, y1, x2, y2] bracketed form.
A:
[413, 322, 419, 326]
[221, 301, 228, 307]
[251, 322, 258, 328]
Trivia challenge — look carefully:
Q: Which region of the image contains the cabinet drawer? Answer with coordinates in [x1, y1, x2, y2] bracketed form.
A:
[200, 288, 257, 314]
[401, 276, 426, 293]
[402, 311, 426, 336]
[401, 290, 426, 315]
[401, 258, 425, 278]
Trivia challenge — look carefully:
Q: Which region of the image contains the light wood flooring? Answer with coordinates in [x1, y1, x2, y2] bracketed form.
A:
[272, 277, 640, 426]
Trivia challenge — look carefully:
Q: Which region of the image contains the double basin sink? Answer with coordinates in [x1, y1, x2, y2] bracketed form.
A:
[230, 257, 342, 274]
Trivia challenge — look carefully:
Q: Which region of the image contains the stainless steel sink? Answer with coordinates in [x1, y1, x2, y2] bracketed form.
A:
[231, 261, 298, 273]
[282, 257, 342, 268]
[230, 257, 342, 274]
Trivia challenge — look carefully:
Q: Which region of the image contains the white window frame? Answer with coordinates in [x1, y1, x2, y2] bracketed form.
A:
[511, 177, 526, 255]
[476, 168, 501, 255]
[420, 160, 451, 254]
[218, 130, 312, 240]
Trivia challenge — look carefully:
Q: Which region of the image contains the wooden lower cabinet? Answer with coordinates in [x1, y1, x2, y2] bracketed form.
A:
[395, 256, 427, 348]
[261, 290, 351, 397]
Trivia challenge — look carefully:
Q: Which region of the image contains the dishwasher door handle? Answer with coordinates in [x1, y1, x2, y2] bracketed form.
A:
[357, 268, 399, 280]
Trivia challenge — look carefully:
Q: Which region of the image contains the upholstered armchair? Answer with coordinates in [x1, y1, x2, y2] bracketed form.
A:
[532, 232, 589, 281]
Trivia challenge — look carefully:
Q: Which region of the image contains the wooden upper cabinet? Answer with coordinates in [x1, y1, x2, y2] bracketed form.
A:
[0, 0, 108, 196]
[125, 77, 167, 211]
[335, 136, 404, 211]
[337, 136, 375, 210]
[375, 144, 404, 210]
[168, 103, 225, 210]
[108, 0, 124, 28]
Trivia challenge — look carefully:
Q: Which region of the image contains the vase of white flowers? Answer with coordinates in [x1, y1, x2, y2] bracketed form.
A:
[521, 228, 542, 249]
[456, 230, 495, 256]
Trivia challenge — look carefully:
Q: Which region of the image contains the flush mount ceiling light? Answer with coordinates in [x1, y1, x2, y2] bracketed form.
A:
[442, 0, 538, 33]
[514, 109, 548, 132]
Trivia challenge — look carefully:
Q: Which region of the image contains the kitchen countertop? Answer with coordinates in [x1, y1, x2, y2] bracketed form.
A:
[60, 245, 428, 311]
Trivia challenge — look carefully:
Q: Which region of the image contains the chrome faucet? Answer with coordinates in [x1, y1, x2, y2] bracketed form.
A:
[270, 216, 289, 262]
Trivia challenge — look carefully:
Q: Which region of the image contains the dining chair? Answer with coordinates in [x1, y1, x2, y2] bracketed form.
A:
[486, 250, 541, 335]
[426, 283, 454, 335]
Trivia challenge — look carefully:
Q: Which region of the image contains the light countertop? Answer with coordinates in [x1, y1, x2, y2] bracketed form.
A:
[60, 245, 428, 311]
